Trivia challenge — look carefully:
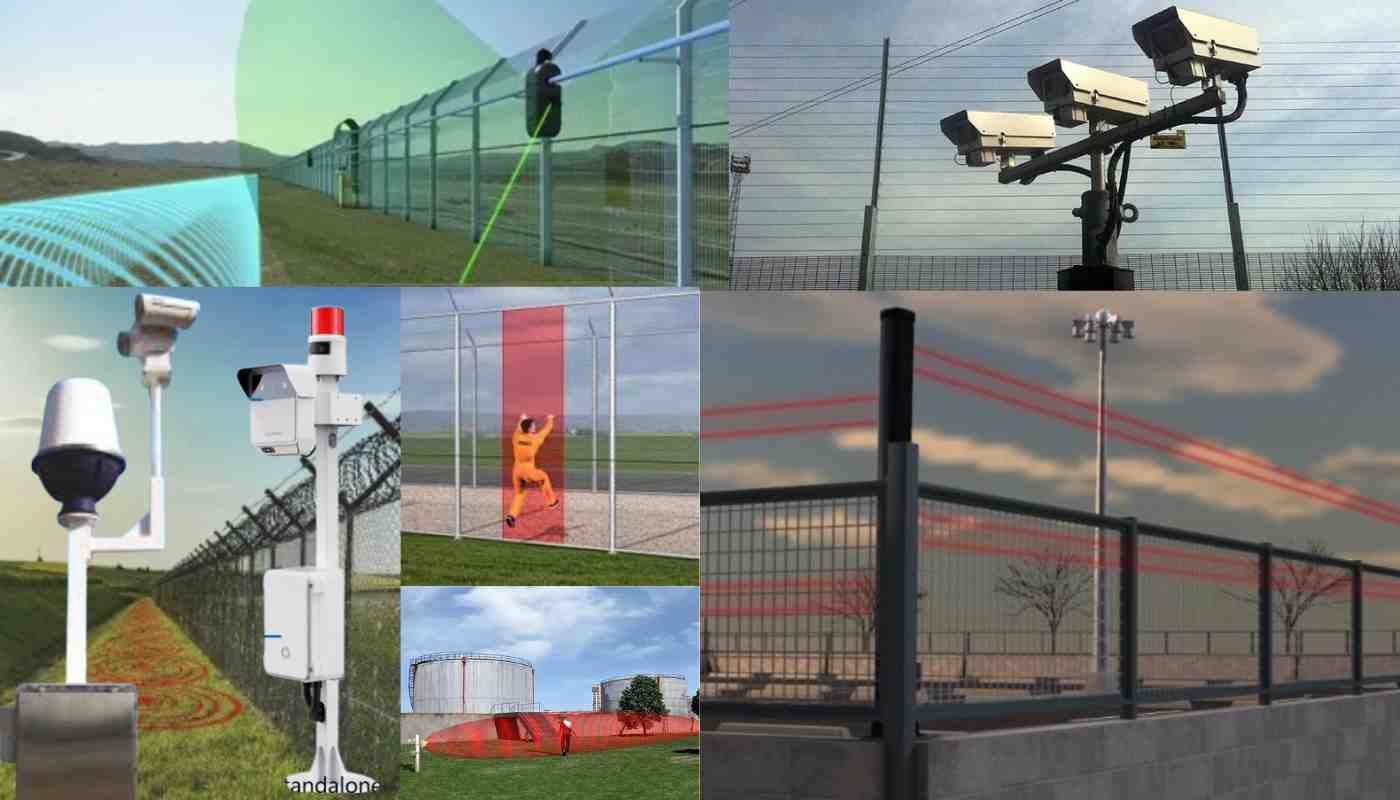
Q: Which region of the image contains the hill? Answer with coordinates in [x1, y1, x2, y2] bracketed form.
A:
[0, 130, 90, 161]
[50, 139, 287, 169]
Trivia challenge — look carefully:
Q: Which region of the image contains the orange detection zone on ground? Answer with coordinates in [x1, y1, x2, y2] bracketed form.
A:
[425, 711, 697, 759]
[87, 598, 244, 730]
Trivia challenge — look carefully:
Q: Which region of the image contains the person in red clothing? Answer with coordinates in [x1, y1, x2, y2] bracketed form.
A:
[559, 717, 574, 756]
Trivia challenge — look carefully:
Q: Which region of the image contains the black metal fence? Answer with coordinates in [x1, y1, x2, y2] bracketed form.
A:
[699, 306, 1400, 799]
[718, 251, 1338, 290]
[154, 398, 401, 792]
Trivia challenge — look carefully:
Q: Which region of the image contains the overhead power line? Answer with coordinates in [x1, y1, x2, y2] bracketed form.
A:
[730, 0, 1082, 139]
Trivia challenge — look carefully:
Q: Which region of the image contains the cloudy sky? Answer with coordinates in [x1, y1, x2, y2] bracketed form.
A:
[401, 288, 700, 433]
[400, 587, 699, 712]
[731, 0, 1400, 257]
[702, 292, 1400, 567]
[0, 288, 399, 568]
[1, 0, 723, 155]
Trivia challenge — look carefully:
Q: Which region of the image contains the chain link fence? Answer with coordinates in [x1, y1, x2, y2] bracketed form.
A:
[265, 0, 728, 286]
[154, 395, 402, 791]
[720, 251, 1347, 290]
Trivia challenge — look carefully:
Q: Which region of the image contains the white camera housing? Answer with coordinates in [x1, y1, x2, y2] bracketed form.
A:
[238, 364, 317, 456]
[1027, 60, 1150, 127]
[263, 568, 345, 682]
[1132, 7, 1260, 87]
[117, 294, 200, 387]
[940, 111, 1056, 167]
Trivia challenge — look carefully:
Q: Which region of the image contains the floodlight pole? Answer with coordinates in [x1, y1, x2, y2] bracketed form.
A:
[858, 38, 891, 292]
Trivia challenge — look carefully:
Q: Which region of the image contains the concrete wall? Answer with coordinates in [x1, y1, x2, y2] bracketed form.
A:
[701, 731, 882, 800]
[400, 713, 492, 744]
[702, 689, 1400, 799]
[921, 690, 1400, 799]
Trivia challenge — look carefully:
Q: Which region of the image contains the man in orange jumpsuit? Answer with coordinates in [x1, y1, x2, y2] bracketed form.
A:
[506, 413, 558, 528]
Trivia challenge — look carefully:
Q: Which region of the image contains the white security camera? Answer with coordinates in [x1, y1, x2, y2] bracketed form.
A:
[1027, 60, 1150, 127]
[32, 379, 126, 526]
[1132, 7, 1260, 87]
[939, 111, 1055, 168]
[117, 293, 201, 387]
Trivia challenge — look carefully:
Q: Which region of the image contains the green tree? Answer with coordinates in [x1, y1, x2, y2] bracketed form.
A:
[617, 675, 668, 735]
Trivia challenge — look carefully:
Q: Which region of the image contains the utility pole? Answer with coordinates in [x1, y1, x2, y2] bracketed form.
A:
[858, 38, 891, 291]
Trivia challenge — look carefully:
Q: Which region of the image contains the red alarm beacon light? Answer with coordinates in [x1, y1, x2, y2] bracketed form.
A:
[310, 306, 345, 336]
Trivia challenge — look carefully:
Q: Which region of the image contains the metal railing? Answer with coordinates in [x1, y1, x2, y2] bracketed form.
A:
[264, 0, 729, 286]
[699, 306, 1400, 800]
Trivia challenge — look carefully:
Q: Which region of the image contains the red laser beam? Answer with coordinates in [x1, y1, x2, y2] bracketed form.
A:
[916, 345, 1400, 523]
[915, 365, 1400, 528]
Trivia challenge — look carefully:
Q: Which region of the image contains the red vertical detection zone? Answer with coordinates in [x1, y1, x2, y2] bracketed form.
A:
[502, 307, 566, 543]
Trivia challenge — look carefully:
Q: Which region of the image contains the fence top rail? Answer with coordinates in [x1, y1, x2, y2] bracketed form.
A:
[1362, 562, 1400, 580]
[917, 481, 1125, 531]
[401, 289, 699, 320]
[1135, 519, 1265, 556]
[701, 480, 883, 508]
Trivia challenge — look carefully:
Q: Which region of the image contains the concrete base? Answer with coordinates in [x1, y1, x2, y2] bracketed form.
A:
[1057, 265, 1135, 290]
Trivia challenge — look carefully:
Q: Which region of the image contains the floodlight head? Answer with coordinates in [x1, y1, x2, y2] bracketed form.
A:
[939, 111, 1055, 168]
[1027, 60, 1150, 128]
[32, 379, 127, 525]
[1132, 7, 1260, 87]
[1071, 319, 1087, 339]
[1121, 320, 1136, 339]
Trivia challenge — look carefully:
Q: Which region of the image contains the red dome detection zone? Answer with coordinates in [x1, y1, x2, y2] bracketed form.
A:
[310, 306, 345, 336]
[425, 711, 697, 759]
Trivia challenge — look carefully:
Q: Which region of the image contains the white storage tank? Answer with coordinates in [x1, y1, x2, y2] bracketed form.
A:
[408, 652, 535, 714]
[594, 673, 689, 717]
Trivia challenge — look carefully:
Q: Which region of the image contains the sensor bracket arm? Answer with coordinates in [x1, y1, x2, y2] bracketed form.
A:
[999, 86, 1225, 184]
[88, 384, 166, 554]
[1186, 77, 1248, 125]
[1018, 163, 1094, 185]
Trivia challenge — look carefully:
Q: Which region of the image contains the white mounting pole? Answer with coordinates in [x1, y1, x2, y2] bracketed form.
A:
[609, 300, 617, 554]
[65, 523, 90, 684]
[312, 399, 342, 778]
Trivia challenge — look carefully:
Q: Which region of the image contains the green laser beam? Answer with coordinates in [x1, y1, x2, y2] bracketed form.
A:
[460, 104, 554, 284]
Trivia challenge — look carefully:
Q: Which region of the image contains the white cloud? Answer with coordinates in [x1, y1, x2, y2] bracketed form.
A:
[701, 458, 829, 489]
[1316, 447, 1400, 488]
[0, 416, 42, 436]
[704, 294, 1340, 403]
[833, 426, 1335, 522]
[451, 588, 656, 659]
[41, 334, 104, 353]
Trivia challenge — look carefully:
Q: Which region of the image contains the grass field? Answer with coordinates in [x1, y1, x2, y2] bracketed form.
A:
[401, 534, 697, 586]
[0, 560, 160, 691]
[401, 735, 699, 800]
[403, 432, 699, 474]
[0, 599, 317, 800]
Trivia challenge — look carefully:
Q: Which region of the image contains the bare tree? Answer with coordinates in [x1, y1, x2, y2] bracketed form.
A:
[1284, 221, 1400, 290]
[1225, 539, 1348, 679]
[816, 573, 925, 654]
[994, 549, 1093, 655]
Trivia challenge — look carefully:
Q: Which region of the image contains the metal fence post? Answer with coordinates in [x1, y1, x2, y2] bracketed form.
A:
[1119, 517, 1138, 720]
[879, 442, 918, 800]
[676, 0, 696, 286]
[1352, 561, 1364, 695]
[876, 305, 915, 800]
[1258, 543, 1273, 706]
[454, 317, 462, 539]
